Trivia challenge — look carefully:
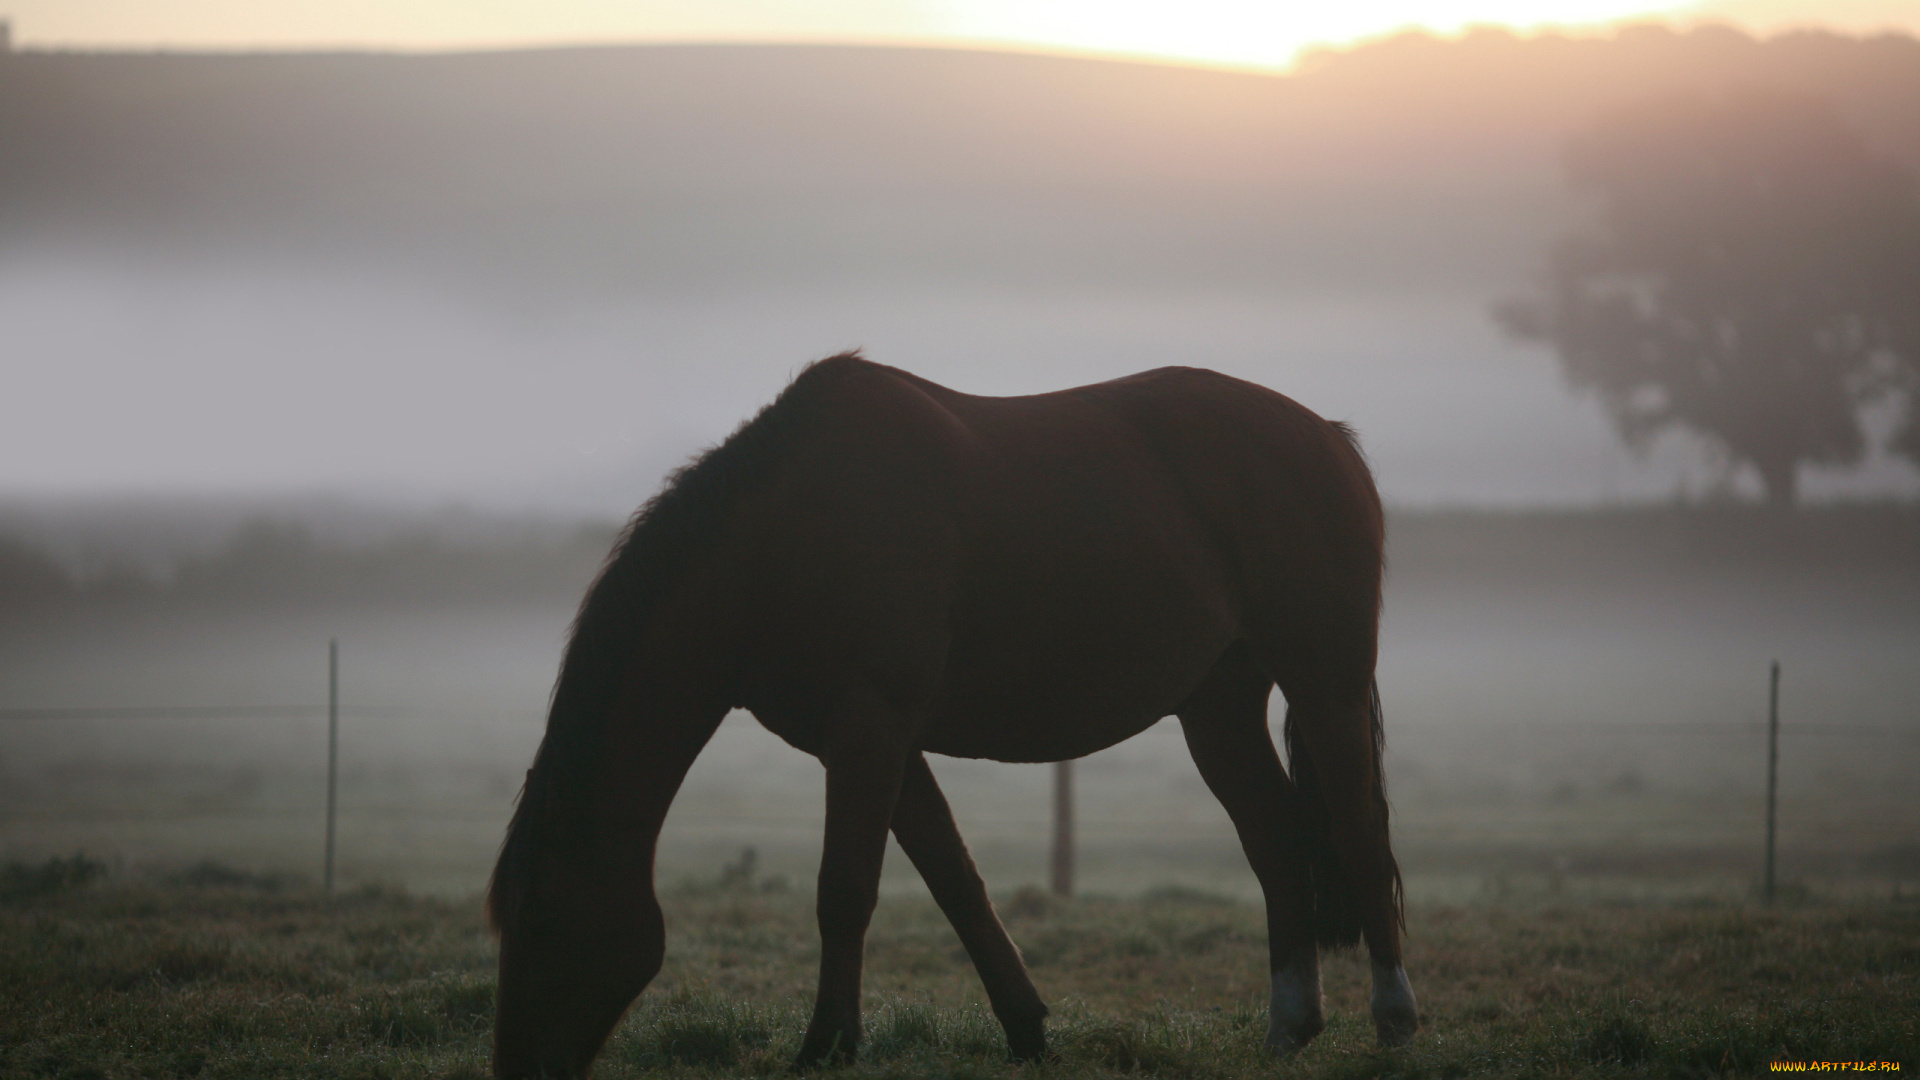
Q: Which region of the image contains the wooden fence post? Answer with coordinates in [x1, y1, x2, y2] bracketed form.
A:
[1051, 759, 1074, 898]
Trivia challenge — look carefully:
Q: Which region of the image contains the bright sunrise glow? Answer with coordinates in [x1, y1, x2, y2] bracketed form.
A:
[943, 0, 1695, 69]
[4, 0, 1916, 68]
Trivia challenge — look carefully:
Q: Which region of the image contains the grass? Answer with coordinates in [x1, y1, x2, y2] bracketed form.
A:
[1, 859, 1915, 1079]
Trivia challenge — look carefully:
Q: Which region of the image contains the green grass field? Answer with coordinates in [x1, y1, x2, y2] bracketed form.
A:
[3, 859, 1914, 1080]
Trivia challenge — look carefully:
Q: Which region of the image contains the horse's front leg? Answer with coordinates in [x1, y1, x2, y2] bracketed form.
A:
[797, 685, 912, 1068]
[891, 752, 1049, 1061]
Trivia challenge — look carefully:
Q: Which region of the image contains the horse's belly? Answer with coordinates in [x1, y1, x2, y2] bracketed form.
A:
[920, 606, 1234, 762]
[918, 703, 1167, 762]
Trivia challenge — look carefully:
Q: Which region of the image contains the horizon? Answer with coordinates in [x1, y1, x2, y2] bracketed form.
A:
[5, 0, 1919, 71]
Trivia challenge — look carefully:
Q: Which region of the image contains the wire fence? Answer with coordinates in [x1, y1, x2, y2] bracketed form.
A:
[5, 666, 1916, 892]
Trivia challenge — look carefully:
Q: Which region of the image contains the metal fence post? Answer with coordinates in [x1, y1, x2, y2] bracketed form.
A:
[1765, 660, 1780, 907]
[325, 639, 339, 893]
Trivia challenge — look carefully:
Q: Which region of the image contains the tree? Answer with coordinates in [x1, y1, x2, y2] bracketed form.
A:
[1497, 91, 1920, 506]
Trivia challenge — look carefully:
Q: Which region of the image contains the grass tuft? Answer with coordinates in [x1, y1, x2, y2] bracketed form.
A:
[864, 1001, 945, 1061]
[1062, 1022, 1193, 1076]
[611, 987, 783, 1069]
[1573, 1008, 1655, 1065]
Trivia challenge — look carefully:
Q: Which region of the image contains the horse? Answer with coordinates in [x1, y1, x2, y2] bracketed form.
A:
[487, 353, 1418, 1078]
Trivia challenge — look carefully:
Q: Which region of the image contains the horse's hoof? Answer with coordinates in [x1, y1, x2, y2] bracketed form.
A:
[1375, 1018, 1417, 1048]
[1265, 958, 1325, 1056]
[1263, 1008, 1325, 1057]
[1263, 1020, 1324, 1058]
[1375, 1000, 1419, 1048]
[789, 1051, 851, 1074]
[1005, 1030, 1051, 1064]
[1370, 961, 1419, 1048]
[790, 1036, 856, 1072]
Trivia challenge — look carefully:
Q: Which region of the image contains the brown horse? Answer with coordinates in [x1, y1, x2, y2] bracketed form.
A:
[487, 354, 1417, 1077]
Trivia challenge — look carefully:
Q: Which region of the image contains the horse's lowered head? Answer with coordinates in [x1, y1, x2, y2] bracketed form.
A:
[489, 779, 664, 1079]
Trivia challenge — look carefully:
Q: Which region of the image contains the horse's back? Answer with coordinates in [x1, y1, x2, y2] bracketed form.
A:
[789, 356, 1383, 603]
[735, 357, 1381, 760]
[929, 363, 1382, 619]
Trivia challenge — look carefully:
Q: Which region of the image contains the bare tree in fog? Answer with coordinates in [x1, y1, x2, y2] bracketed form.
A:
[1497, 91, 1920, 506]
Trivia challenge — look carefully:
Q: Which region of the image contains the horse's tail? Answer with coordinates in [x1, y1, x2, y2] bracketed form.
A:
[1285, 677, 1402, 947]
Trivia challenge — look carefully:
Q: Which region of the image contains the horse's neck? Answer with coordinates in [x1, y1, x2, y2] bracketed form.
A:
[552, 542, 744, 843]
[581, 662, 729, 845]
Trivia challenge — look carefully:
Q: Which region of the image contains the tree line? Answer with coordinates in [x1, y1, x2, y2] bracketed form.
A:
[1499, 89, 1920, 507]
[0, 519, 617, 611]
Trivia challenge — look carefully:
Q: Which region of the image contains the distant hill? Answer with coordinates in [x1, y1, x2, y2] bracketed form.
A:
[3, 502, 1914, 615]
[4, 27, 1917, 301]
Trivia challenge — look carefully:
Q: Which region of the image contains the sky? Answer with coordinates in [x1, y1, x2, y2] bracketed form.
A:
[8, 0, 1920, 68]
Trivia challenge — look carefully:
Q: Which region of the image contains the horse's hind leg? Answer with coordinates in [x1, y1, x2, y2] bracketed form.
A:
[1264, 643, 1418, 1048]
[798, 684, 914, 1068]
[1176, 642, 1324, 1054]
[891, 752, 1049, 1061]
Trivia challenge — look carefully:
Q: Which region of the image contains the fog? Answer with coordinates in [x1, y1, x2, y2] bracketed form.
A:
[2, 28, 1917, 901]
[4, 267, 1676, 508]
[4, 506, 1913, 900]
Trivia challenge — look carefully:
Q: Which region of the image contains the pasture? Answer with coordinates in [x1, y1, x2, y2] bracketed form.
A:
[2, 862, 1914, 1079]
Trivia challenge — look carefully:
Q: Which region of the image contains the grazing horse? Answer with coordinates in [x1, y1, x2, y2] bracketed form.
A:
[487, 354, 1417, 1078]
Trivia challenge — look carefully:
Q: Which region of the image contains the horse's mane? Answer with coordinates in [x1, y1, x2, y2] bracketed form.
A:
[487, 351, 863, 932]
[1328, 420, 1366, 462]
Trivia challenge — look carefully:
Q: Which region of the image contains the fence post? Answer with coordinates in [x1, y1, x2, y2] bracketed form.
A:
[1051, 759, 1074, 898]
[325, 639, 339, 893]
[1765, 660, 1779, 907]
